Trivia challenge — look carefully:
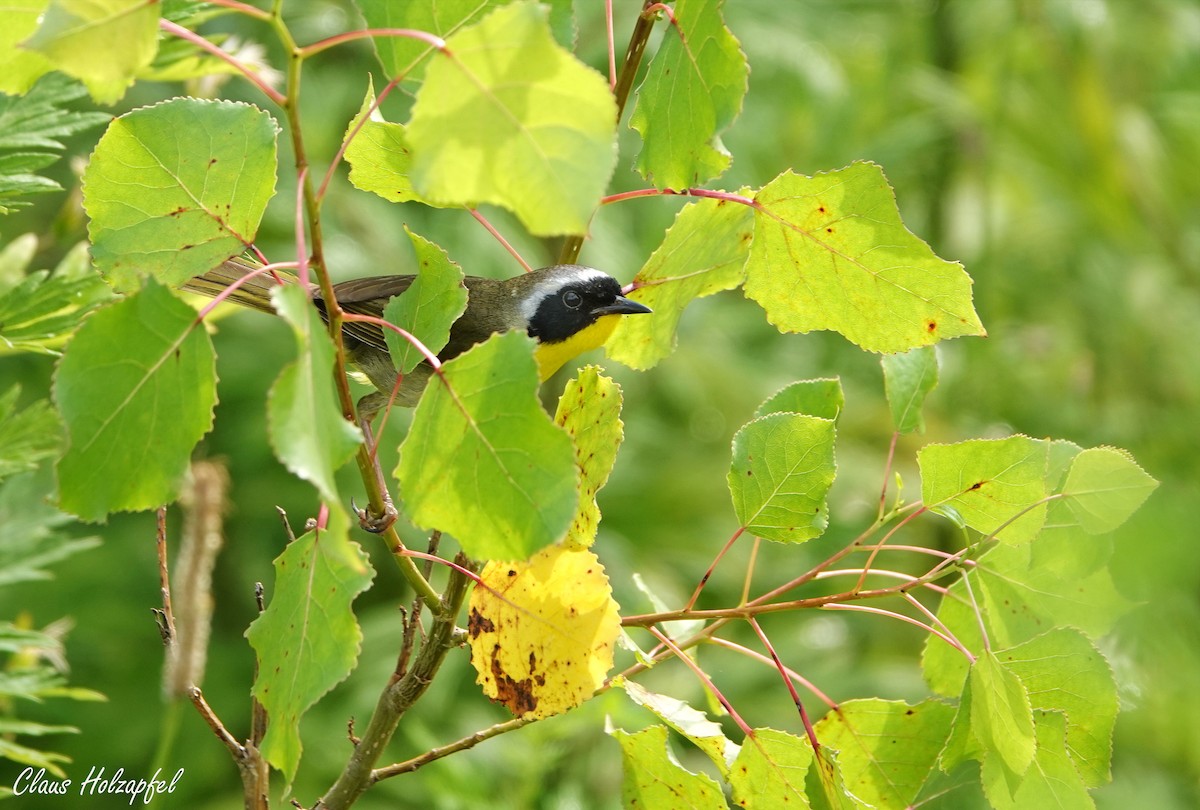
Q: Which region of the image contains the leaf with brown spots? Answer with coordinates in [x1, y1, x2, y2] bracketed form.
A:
[745, 162, 985, 353]
[467, 546, 620, 719]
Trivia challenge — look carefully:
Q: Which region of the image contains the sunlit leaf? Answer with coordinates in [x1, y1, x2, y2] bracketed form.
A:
[83, 98, 278, 292]
[1000, 629, 1117, 788]
[406, 1, 617, 236]
[553, 367, 624, 550]
[357, 0, 505, 81]
[981, 710, 1093, 810]
[919, 435, 1049, 543]
[344, 78, 436, 206]
[246, 510, 373, 782]
[968, 652, 1036, 782]
[1059, 446, 1157, 534]
[728, 728, 814, 808]
[606, 197, 751, 370]
[754, 378, 844, 421]
[382, 227, 467, 375]
[267, 285, 363, 505]
[728, 413, 836, 543]
[745, 163, 985, 353]
[630, 0, 747, 189]
[397, 331, 577, 561]
[468, 546, 620, 719]
[54, 280, 215, 521]
[813, 698, 955, 808]
[0, 0, 54, 94]
[610, 724, 727, 809]
[621, 679, 739, 777]
[22, 0, 159, 104]
[882, 346, 938, 434]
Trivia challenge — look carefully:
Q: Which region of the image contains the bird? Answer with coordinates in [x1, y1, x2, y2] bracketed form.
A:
[183, 256, 652, 415]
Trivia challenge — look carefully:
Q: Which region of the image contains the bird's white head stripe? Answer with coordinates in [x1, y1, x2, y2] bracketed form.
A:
[518, 266, 611, 323]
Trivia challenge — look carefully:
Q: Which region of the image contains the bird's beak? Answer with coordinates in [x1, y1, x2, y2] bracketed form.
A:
[593, 296, 652, 317]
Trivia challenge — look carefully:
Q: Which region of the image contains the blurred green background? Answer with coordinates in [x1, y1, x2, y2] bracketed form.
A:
[2, 0, 1198, 807]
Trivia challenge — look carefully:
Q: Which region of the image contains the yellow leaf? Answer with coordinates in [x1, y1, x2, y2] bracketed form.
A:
[468, 546, 621, 719]
[554, 367, 624, 550]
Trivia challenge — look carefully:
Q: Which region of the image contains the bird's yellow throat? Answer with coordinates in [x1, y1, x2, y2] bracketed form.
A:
[533, 314, 623, 381]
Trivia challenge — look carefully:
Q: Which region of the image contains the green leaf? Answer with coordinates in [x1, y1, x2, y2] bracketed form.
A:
[882, 346, 938, 434]
[813, 698, 955, 809]
[554, 367, 624, 550]
[0, 389, 62, 481]
[1000, 629, 1117, 788]
[83, 98, 278, 292]
[921, 581, 984, 698]
[630, 0, 747, 189]
[54, 279, 216, 521]
[22, 0, 159, 104]
[357, 0, 505, 81]
[267, 285, 363, 505]
[1059, 446, 1158, 534]
[343, 78, 436, 206]
[981, 710, 1094, 810]
[621, 680, 739, 777]
[728, 728, 814, 809]
[0, 472, 99, 586]
[745, 163, 985, 353]
[382, 227, 468, 375]
[923, 539, 1131, 698]
[606, 197, 752, 370]
[246, 512, 374, 783]
[0, 0, 54, 94]
[396, 331, 578, 561]
[610, 724, 727, 809]
[0, 243, 113, 354]
[940, 675, 984, 773]
[976, 541, 1133, 649]
[728, 413, 836, 543]
[755, 378, 844, 421]
[919, 435, 1049, 544]
[968, 651, 1036, 781]
[0, 75, 110, 213]
[406, 1, 617, 236]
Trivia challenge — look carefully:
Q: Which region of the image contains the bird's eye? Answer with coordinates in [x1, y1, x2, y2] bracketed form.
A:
[562, 290, 582, 309]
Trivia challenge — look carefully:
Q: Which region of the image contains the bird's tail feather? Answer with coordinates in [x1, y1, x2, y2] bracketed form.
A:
[181, 256, 303, 314]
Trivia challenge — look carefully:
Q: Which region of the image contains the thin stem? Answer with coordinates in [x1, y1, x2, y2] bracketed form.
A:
[706, 637, 838, 711]
[685, 526, 744, 610]
[300, 28, 447, 60]
[469, 209, 533, 272]
[747, 618, 820, 754]
[373, 717, 533, 780]
[647, 626, 753, 738]
[822, 604, 975, 662]
[558, 0, 660, 265]
[605, 0, 617, 88]
[959, 568, 990, 653]
[205, 0, 272, 20]
[740, 536, 761, 606]
[318, 76, 404, 204]
[853, 506, 928, 593]
[878, 431, 899, 521]
[316, 556, 475, 809]
[160, 20, 286, 106]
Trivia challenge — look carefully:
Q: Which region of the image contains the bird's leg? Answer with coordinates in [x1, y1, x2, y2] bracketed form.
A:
[353, 392, 398, 534]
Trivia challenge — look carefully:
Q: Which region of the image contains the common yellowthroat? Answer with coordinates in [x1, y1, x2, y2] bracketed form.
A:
[184, 257, 652, 413]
